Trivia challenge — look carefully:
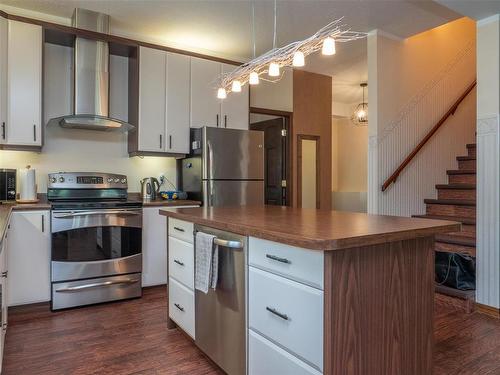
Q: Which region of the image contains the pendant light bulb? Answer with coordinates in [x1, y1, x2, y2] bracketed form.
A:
[249, 72, 259, 85]
[269, 62, 280, 77]
[322, 37, 336, 55]
[292, 51, 305, 67]
[217, 87, 227, 99]
[231, 80, 242, 92]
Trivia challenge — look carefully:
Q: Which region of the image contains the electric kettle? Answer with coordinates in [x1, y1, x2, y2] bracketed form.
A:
[140, 177, 160, 200]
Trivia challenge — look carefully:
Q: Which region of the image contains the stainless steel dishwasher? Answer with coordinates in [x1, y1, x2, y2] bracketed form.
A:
[194, 225, 247, 375]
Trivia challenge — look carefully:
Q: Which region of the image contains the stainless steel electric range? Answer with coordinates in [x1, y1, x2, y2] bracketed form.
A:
[48, 172, 142, 310]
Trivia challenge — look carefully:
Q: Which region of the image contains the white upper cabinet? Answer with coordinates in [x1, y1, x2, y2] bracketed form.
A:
[6, 20, 42, 146]
[0, 17, 7, 145]
[166, 52, 190, 154]
[221, 63, 249, 130]
[138, 46, 166, 152]
[190, 57, 221, 128]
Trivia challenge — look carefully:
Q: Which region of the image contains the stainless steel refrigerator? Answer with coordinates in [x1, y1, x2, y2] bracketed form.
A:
[180, 127, 264, 206]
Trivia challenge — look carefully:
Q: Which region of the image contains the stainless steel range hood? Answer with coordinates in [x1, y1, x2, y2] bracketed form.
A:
[48, 8, 134, 132]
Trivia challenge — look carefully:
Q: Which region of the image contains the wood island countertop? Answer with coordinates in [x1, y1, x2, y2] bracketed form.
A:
[159, 205, 460, 250]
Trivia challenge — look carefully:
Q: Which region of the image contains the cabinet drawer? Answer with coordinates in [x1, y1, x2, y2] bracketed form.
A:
[249, 266, 323, 371]
[168, 218, 193, 243]
[169, 277, 195, 338]
[249, 237, 324, 289]
[249, 329, 321, 375]
[168, 237, 194, 289]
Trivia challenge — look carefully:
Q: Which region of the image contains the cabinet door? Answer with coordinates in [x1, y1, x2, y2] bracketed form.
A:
[0, 17, 7, 145]
[142, 207, 167, 287]
[139, 46, 166, 152]
[7, 211, 50, 306]
[190, 57, 221, 128]
[7, 20, 42, 146]
[221, 63, 249, 130]
[166, 53, 190, 154]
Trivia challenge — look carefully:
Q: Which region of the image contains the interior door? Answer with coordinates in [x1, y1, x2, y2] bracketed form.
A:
[203, 127, 264, 180]
[138, 46, 166, 152]
[250, 118, 289, 205]
[166, 52, 190, 154]
[190, 57, 221, 128]
[221, 63, 249, 130]
[7, 20, 42, 146]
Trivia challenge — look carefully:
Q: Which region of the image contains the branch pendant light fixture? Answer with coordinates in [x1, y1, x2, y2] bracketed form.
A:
[217, 1, 367, 98]
[352, 83, 368, 126]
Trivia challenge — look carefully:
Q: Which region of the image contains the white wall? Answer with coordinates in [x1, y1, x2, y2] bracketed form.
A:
[0, 43, 177, 193]
[368, 18, 477, 216]
[250, 69, 293, 112]
[476, 15, 500, 309]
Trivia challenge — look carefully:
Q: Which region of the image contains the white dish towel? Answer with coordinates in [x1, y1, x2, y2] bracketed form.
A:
[195, 231, 219, 294]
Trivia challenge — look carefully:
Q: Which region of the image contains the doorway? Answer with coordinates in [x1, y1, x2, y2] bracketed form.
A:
[297, 135, 320, 209]
[249, 107, 292, 206]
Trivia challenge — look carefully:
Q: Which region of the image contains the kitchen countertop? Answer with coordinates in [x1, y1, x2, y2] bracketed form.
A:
[141, 199, 202, 207]
[159, 205, 460, 250]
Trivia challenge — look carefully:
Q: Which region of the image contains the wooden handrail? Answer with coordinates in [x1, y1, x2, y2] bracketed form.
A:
[381, 80, 477, 192]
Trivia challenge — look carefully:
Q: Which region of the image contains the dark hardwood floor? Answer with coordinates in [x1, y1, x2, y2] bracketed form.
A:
[3, 286, 500, 374]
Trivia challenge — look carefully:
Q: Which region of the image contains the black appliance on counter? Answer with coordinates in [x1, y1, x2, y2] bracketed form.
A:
[0, 169, 16, 202]
[48, 172, 143, 310]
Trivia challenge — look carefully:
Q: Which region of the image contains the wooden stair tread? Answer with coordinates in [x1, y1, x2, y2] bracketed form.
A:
[466, 143, 476, 149]
[456, 156, 476, 161]
[435, 284, 475, 300]
[447, 169, 476, 175]
[435, 233, 476, 247]
[424, 198, 476, 206]
[435, 184, 476, 190]
[412, 214, 475, 225]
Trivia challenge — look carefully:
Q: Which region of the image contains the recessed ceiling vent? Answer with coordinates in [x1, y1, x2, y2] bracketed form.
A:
[48, 8, 134, 132]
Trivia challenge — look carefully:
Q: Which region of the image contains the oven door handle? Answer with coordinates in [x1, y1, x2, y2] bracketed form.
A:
[55, 278, 140, 293]
[53, 210, 142, 218]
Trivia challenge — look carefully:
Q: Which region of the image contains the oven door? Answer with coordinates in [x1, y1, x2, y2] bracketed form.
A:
[51, 208, 142, 282]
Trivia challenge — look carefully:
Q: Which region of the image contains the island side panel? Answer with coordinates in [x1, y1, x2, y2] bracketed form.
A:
[324, 236, 434, 375]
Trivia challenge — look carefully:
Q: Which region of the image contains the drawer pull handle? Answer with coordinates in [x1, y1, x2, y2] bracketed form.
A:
[266, 306, 289, 321]
[174, 259, 184, 266]
[266, 254, 291, 264]
[174, 303, 184, 312]
[173, 226, 185, 232]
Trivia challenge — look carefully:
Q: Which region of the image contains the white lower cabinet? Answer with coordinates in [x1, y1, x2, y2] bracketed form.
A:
[249, 330, 321, 375]
[168, 277, 195, 338]
[7, 210, 50, 306]
[248, 238, 324, 374]
[142, 207, 168, 287]
[167, 218, 196, 339]
[0, 228, 8, 373]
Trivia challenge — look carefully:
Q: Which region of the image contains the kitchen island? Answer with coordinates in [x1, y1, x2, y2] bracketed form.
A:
[160, 206, 460, 375]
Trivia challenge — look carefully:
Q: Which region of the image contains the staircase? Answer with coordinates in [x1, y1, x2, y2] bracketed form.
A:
[414, 143, 476, 312]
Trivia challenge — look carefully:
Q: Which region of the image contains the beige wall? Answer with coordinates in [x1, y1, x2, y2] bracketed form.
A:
[332, 118, 368, 192]
[368, 17, 477, 216]
[0, 43, 177, 194]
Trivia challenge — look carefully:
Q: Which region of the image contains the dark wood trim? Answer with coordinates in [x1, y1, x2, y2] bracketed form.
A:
[476, 302, 500, 319]
[128, 151, 187, 158]
[382, 80, 476, 192]
[250, 106, 293, 117]
[0, 10, 242, 64]
[297, 134, 320, 209]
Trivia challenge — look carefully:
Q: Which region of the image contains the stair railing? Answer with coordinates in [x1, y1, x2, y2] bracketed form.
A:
[381, 80, 477, 192]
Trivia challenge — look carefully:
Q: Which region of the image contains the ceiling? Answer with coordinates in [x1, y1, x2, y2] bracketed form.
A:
[0, 0, 462, 104]
[436, 0, 500, 21]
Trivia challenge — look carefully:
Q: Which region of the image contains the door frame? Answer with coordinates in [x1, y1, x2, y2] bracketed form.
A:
[297, 134, 320, 209]
[249, 107, 293, 206]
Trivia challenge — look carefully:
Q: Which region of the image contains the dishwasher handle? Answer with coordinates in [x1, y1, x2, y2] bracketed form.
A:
[213, 237, 243, 249]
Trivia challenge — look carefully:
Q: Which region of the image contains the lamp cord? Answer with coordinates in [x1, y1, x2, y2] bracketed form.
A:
[273, 0, 277, 50]
[252, 2, 256, 58]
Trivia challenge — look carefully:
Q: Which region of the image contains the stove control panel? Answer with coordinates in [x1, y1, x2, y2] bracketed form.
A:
[48, 172, 128, 190]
